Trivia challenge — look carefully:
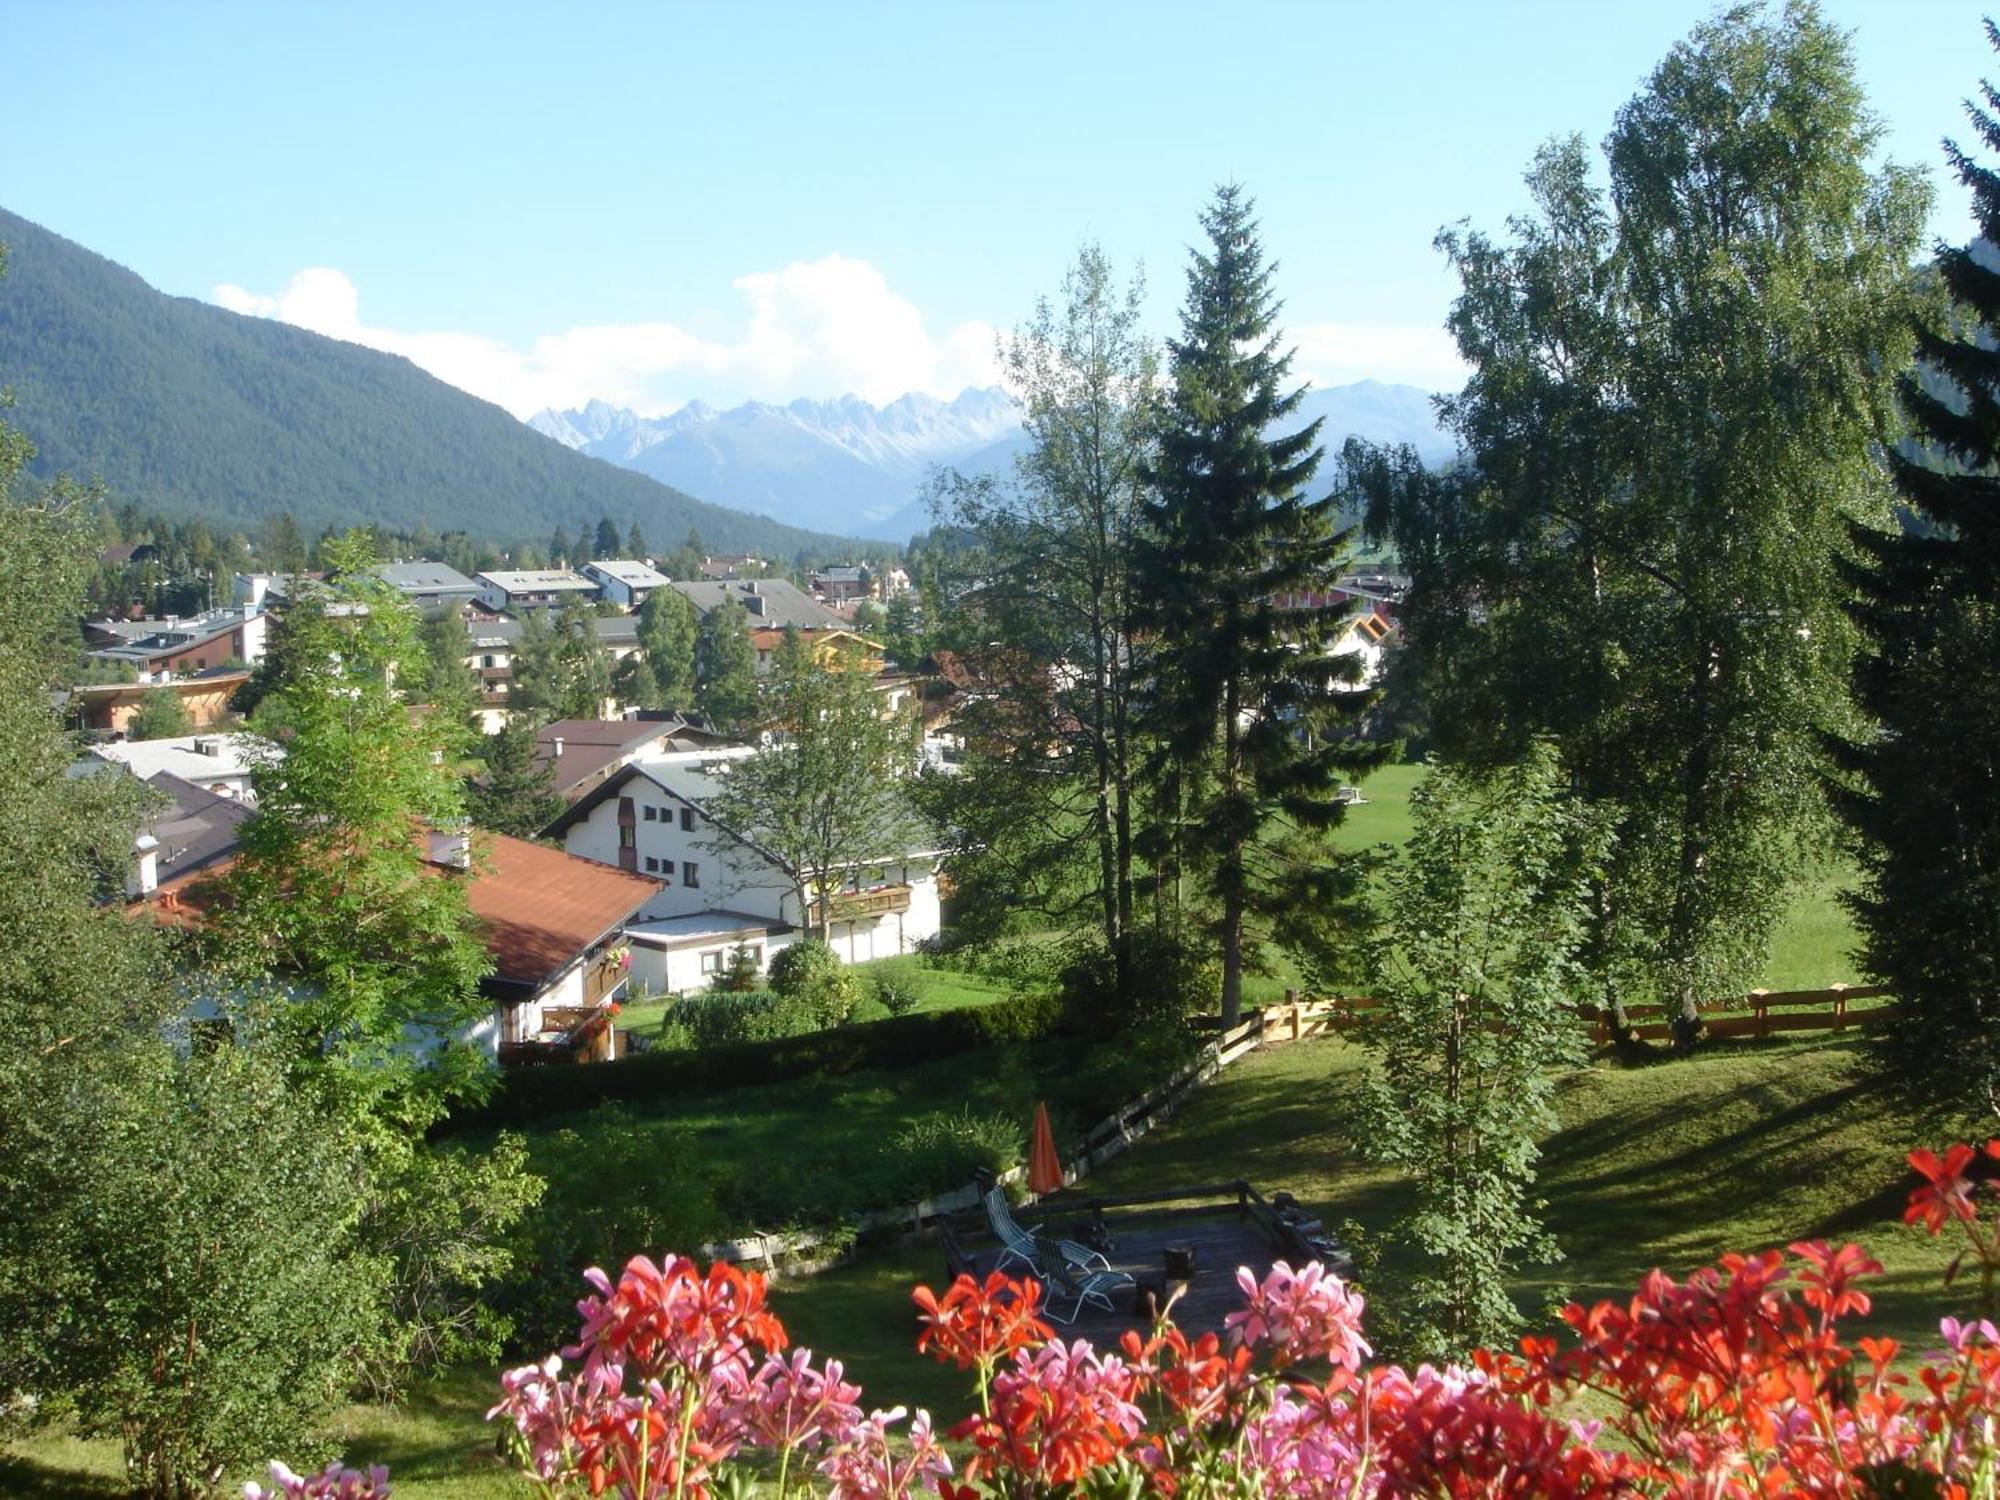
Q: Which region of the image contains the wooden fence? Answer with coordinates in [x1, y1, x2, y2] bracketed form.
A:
[1243, 982, 1895, 1050]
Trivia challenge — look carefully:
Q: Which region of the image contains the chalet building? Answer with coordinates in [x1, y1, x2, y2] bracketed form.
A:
[125, 820, 659, 1069]
[84, 605, 268, 678]
[546, 747, 945, 991]
[369, 560, 484, 611]
[473, 569, 600, 614]
[669, 578, 847, 630]
[746, 626, 886, 677]
[464, 615, 643, 728]
[698, 555, 764, 580]
[70, 669, 250, 736]
[532, 716, 735, 803]
[85, 731, 272, 801]
[580, 558, 671, 610]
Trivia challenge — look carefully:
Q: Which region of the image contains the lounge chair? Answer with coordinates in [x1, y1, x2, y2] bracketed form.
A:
[1034, 1236, 1135, 1325]
[982, 1183, 1043, 1274]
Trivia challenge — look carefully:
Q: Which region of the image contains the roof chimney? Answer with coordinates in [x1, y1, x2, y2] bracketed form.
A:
[128, 833, 159, 899]
[428, 821, 472, 871]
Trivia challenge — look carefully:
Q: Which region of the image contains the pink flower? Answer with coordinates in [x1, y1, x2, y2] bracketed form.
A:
[818, 1406, 952, 1499]
[1225, 1259, 1372, 1370]
[243, 1460, 391, 1499]
[737, 1347, 865, 1455]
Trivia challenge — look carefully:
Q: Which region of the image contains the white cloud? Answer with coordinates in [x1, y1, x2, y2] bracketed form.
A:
[1289, 320, 1469, 395]
[209, 255, 1003, 418]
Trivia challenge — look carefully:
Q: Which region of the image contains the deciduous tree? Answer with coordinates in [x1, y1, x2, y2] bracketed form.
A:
[1358, 5, 1928, 1046]
[694, 595, 758, 735]
[638, 583, 698, 712]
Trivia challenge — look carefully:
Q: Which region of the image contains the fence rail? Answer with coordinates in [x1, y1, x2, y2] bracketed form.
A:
[1247, 983, 1893, 1050]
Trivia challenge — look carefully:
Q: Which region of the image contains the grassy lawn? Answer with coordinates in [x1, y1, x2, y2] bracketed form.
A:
[614, 958, 1010, 1036]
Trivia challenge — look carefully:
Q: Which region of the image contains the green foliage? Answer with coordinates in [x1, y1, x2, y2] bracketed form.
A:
[1058, 924, 1217, 1037]
[874, 972, 922, 1017]
[768, 937, 862, 1026]
[703, 639, 928, 941]
[1835, 22, 2000, 1115]
[1136, 187, 1389, 1025]
[45, 1036, 390, 1498]
[466, 717, 564, 839]
[503, 1106, 722, 1350]
[510, 596, 611, 721]
[223, 531, 494, 1112]
[664, 989, 821, 1048]
[0, 206, 856, 557]
[693, 595, 758, 733]
[1356, 5, 1928, 1040]
[710, 941, 763, 994]
[637, 585, 698, 714]
[125, 684, 193, 741]
[1359, 749, 1612, 1362]
[446, 989, 1070, 1130]
[887, 1107, 1025, 1195]
[412, 606, 480, 722]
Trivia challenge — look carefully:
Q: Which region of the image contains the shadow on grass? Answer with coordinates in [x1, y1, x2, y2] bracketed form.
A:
[0, 1452, 123, 1498]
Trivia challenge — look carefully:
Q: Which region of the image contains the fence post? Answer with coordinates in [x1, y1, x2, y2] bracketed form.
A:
[1751, 988, 1770, 1039]
[1831, 982, 1848, 1031]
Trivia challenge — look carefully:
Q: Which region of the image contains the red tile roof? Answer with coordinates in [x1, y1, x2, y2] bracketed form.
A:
[463, 832, 660, 991]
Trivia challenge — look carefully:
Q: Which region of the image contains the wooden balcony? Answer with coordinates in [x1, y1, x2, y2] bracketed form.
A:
[808, 883, 912, 929]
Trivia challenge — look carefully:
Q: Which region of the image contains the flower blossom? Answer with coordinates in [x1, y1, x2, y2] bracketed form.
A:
[243, 1460, 391, 1500]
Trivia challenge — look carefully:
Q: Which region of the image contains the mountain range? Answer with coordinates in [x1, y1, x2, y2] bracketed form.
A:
[529, 379, 1455, 541]
[0, 207, 860, 557]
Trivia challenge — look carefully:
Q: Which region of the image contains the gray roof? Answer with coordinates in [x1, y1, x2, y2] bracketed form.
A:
[475, 569, 599, 593]
[670, 578, 846, 630]
[371, 560, 481, 594]
[468, 616, 641, 648]
[584, 559, 670, 589]
[143, 773, 252, 882]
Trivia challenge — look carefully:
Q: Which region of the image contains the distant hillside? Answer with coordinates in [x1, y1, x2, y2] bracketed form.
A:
[0, 207, 858, 556]
[536, 379, 1454, 542]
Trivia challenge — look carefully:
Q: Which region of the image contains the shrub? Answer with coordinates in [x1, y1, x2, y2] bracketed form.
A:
[670, 990, 819, 1049]
[709, 942, 763, 994]
[887, 1107, 1024, 1197]
[1060, 924, 1218, 1037]
[769, 938, 861, 1026]
[877, 978, 921, 1018]
[447, 989, 1071, 1131]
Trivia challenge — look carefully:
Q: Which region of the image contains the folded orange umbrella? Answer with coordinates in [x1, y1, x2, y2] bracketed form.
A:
[1029, 1100, 1062, 1197]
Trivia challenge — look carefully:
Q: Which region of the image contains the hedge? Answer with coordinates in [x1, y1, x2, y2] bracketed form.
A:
[446, 989, 1068, 1132]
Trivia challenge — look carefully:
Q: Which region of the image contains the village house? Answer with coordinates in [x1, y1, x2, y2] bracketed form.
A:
[125, 818, 660, 1069]
[84, 731, 272, 801]
[369, 560, 484, 611]
[531, 715, 736, 803]
[746, 626, 885, 677]
[473, 569, 601, 614]
[545, 746, 946, 991]
[697, 554, 764, 580]
[670, 577, 847, 630]
[579, 558, 671, 610]
[809, 564, 875, 603]
[70, 668, 250, 736]
[83, 603, 268, 678]
[464, 615, 644, 728]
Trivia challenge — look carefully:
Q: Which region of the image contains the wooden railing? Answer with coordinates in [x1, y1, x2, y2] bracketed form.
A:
[808, 884, 912, 928]
[1245, 983, 1894, 1050]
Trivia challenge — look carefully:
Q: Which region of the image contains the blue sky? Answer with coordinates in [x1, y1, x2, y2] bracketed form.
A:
[0, 0, 1988, 416]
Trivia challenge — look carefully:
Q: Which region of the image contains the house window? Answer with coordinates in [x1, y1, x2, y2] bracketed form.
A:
[680, 807, 697, 832]
[683, 861, 700, 888]
[699, 949, 723, 974]
[643, 805, 656, 821]
[644, 856, 659, 873]
[619, 826, 635, 849]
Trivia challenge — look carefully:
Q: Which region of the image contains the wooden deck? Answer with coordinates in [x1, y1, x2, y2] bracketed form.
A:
[956, 1181, 1340, 1349]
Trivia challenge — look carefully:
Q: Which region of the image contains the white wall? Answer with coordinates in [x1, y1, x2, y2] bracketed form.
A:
[629, 929, 802, 998]
[563, 785, 793, 923]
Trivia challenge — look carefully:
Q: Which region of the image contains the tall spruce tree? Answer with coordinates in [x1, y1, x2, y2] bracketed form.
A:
[638, 584, 698, 712]
[1837, 25, 2000, 1112]
[1136, 186, 1388, 1026]
[695, 595, 758, 735]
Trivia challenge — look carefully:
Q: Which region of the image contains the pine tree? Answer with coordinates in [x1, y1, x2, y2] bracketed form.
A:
[626, 521, 648, 561]
[467, 717, 564, 838]
[1136, 186, 1389, 1026]
[694, 596, 758, 736]
[638, 585, 698, 712]
[549, 524, 571, 568]
[1837, 24, 2000, 1112]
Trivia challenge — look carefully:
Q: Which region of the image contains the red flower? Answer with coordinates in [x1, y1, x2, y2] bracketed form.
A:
[911, 1272, 1050, 1373]
[1906, 1144, 1981, 1233]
